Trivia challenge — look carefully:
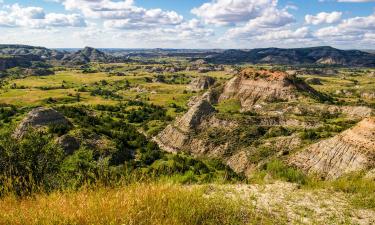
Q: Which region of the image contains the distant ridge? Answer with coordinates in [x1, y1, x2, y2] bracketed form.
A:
[206, 46, 375, 67]
[0, 45, 374, 67]
[0, 44, 65, 60]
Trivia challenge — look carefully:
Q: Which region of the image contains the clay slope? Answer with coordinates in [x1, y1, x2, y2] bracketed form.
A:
[154, 99, 215, 153]
[188, 76, 215, 91]
[14, 107, 72, 138]
[219, 68, 320, 111]
[290, 118, 375, 179]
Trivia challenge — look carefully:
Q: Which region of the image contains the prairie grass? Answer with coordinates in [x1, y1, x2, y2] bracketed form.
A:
[0, 183, 279, 225]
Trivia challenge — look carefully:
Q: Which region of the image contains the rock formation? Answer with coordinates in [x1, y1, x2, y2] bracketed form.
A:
[188, 76, 216, 91]
[219, 68, 319, 111]
[154, 99, 215, 153]
[14, 107, 72, 138]
[290, 117, 375, 179]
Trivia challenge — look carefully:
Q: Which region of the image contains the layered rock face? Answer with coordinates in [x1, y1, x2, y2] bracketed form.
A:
[154, 99, 215, 153]
[290, 118, 375, 179]
[14, 107, 71, 138]
[219, 68, 317, 111]
[188, 76, 215, 91]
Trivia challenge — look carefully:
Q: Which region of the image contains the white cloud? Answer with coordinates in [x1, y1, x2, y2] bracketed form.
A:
[0, 3, 86, 28]
[255, 27, 311, 41]
[305, 11, 342, 25]
[59, 0, 183, 29]
[222, 7, 295, 39]
[315, 12, 375, 37]
[191, 0, 285, 26]
[314, 12, 375, 45]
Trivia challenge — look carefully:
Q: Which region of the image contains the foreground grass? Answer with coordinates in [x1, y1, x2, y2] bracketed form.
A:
[0, 183, 279, 225]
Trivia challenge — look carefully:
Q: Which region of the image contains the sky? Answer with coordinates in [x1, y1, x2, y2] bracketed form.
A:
[0, 0, 374, 49]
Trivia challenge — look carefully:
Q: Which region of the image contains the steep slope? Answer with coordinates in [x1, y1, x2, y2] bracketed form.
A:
[154, 99, 215, 153]
[290, 117, 375, 179]
[188, 76, 216, 91]
[219, 68, 321, 111]
[207, 46, 375, 67]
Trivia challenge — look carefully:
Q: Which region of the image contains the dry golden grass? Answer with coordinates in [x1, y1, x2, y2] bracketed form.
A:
[0, 183, 278, 225]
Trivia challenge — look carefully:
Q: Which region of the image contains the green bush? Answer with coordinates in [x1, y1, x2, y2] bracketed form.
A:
[264, 160, 307, 185]
[0, 130, 64, 195]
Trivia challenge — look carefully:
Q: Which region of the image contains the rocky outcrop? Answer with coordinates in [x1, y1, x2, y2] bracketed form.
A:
[188, 76, 215, 91]
[226, 151, 254, 175]
[340, 106, 373, 119]
[219, 68, 320, 111]
[290, 118, 375, 179]
[14, 107, 72, 138]
[57, 134, 80, 154]
[187, 90, 221, 107]
[263, 134, 302, 154]
[154, 99, 216, 153]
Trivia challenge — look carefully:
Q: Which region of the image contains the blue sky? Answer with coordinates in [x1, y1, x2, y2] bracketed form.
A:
[0, 0, 374, 49]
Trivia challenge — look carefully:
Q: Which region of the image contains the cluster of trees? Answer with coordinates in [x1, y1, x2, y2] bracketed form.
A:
[0, 104, 239, 196]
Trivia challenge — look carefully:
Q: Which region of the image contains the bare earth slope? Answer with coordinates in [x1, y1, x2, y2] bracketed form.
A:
[154, 99, 215, 153]
[290, 117, 375, 179]
[219, 68, 320, 111]
[14, 107, 71, 138]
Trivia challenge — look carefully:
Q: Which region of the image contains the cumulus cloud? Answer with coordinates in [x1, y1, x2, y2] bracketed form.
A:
[219, 3, 295, 40]
[255, 27, 311, 41]
[314, 12, 375, 45]
[191, 0, 284, 26]
[0, 3, 86, 28]
[305, 11, 342, 25]
[58, 0, 183, 29]
[316, 12, 375, 37]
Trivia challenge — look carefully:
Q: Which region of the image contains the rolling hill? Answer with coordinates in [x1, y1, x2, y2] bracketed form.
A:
[206, 46, 375, 67]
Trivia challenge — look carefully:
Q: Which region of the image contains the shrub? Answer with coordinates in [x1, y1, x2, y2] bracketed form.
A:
[48, 123, 71, 136]
[264, 160, 307, 185]
[0, 130, 64, 195]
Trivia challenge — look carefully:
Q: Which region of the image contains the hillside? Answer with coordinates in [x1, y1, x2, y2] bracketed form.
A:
[290, 117, 375, 179]
[0, 51, 374, 224]
[0, 44, 65, 60]
[154, 68, 373, 177]
[0, 55, 42, 71]
[206, 46, 375, 67]
[219, 68, 323, 111]
[61, 47, 116, 65]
